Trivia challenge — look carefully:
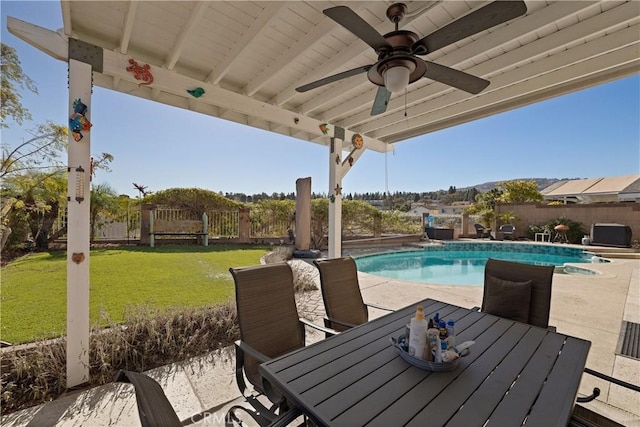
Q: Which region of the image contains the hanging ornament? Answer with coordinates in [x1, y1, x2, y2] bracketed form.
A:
[187, 87, 205, 98]
[352, 134, 364, 149]
[319, 123, 329, 135]
[126, 59, 154, 86]
[69, 98, 92, 142]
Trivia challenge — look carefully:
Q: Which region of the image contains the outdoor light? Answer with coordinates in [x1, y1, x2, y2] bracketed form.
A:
[383, 65, 410, 93]
[68, 166, 85, 203]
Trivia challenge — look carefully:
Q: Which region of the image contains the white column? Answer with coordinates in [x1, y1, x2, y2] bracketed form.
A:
[328, 138, 342, 258]
[66, 59, 92, 387]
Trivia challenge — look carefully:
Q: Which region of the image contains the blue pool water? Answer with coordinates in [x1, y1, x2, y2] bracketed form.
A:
[355, 242, 598, 286]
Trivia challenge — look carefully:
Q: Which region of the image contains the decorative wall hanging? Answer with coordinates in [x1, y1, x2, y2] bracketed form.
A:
[319, 123, 329, 135]
[335, 154, 340, 164]
[69, 98, 92, 142]
[348, 156, 354, 166]
[352, 133, 364, 149]
[187, 87, 205, 98]
[126, 59, 154, 86]
[72, 252, 85, 264]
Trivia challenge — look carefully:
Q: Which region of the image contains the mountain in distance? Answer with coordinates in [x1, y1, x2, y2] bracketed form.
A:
[459, 177, 573, 193]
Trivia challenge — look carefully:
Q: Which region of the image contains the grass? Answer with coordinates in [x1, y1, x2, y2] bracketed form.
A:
[0, 244, 271, 344]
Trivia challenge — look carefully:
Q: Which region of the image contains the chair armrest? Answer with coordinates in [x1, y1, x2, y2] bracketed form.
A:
[267, 406, 303, 427]
[235, 340, 270, 363]
[365, 302, 394, 312]
[324, 316, 358, 329]
[299, 317, 339, 336]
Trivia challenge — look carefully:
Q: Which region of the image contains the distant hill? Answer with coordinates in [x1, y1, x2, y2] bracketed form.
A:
[460, 178, 569, 193]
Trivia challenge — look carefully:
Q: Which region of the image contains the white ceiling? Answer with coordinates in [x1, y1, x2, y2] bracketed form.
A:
[17, 1, 640, 153]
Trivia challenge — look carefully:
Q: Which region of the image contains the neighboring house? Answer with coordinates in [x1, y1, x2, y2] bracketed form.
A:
[403, 203, 439, 218]
[439, 201, 473, 214]
[541, 175, 640, 204]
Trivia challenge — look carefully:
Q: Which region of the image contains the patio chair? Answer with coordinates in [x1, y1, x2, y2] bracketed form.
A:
[479, 258, 555, 329]
[474, 223, 491, 238]
[116, 370, 301, 427]
[116, 370, 182, 427]
[499, 224, 516, 240]
[228, 263, 336, 426]
[314, 256, 394, 333]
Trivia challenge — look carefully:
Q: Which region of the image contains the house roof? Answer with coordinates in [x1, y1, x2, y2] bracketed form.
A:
[9, 1, 639, 153]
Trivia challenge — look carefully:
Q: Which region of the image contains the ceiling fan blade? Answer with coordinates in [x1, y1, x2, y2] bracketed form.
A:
[414, 1, 527, 54]
[324, 6, 391, 51]
[296, 65, 373, 92]
[424, 61, 490, 94]
[371, 86, 392, 116]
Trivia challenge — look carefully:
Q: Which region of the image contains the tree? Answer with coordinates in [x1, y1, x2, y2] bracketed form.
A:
[2, 169, 67, 250]
[1, 43, 37, 127]
[133, 183, 151, 198]
[90, 183, 119, 242]
[498, 180, 544, 204]
[0, 43, 114, 252]
[1, 122, 68, 178]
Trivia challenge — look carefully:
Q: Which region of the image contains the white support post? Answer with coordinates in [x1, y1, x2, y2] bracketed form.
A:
[66, 59, 92, 387]
[328, 137, 343, 259]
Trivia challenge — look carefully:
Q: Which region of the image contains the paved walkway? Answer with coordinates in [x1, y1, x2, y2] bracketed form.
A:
[3, 245, 639, 426]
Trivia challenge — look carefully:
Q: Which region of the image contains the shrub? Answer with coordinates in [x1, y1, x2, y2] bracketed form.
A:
[527, 217, 586, 244]
[0, 301, 239, 415]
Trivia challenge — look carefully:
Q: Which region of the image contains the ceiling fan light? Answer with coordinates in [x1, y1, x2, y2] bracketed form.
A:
[384, 65, 410, 92]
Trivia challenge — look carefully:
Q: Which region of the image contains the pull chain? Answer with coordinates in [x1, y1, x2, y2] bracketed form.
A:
[404, 88, 408, 117]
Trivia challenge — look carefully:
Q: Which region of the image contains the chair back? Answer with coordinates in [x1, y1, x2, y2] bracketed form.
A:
[116, 370, 182, 427]
[499, 224, 515, 233]
[230, 263, 304, 392]
[314, 257, 368, 331]
[482, 258, 554, 328]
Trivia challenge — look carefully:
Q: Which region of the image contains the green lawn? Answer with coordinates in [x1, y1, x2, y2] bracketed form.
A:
[0, 245, 270, 344]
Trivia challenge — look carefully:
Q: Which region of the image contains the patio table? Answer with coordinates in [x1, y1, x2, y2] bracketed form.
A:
[260, 298, 591, 427]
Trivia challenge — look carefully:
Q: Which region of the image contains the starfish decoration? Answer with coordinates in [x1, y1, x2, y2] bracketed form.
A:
[334, 184, 342, 196]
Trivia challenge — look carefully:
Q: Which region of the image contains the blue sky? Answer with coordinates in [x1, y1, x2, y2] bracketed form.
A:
[2, 1, 639, 198]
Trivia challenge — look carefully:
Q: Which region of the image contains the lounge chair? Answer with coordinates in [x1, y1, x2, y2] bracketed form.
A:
[479, 258, 555, 329]
[314, 256, 394, 333]
[474, 223, 491, 238]
[228, 263, 335, 425]
[499, 224, 516, 240]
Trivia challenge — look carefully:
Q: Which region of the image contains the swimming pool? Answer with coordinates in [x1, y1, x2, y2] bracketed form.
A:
[355, 242, 601, 286]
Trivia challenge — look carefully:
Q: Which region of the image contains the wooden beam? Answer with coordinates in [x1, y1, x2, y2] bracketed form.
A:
[165, 2, 208, 70]
[119, 1, 139, 55]
[206, 2, 286, 85]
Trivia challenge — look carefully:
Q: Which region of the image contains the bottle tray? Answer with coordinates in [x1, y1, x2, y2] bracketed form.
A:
[390, 334, 465, 372]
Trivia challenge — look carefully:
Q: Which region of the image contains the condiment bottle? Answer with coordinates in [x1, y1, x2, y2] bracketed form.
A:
[408, 306, 428, 360]
[446, 320, 456, 347]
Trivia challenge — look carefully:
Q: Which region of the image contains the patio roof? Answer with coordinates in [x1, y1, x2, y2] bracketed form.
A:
[6, 0, 639, 388]
[542, 174, 640, 203]
[9, 1, 640, 153]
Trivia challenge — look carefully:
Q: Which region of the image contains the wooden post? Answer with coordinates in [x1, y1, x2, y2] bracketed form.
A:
[66, 59, 92, 387]
[202, 213, 208, 246]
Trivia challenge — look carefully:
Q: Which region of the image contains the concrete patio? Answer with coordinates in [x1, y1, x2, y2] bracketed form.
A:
[2, 245, 639, 426]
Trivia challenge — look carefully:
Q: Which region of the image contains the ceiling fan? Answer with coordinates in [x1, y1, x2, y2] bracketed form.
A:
[296, 1, 527, 115]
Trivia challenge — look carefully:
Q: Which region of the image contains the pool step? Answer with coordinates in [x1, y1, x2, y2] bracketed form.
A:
[595, 253, 640, 260]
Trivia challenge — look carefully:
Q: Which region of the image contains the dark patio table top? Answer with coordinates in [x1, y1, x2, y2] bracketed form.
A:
[260, 298, 591, 427]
